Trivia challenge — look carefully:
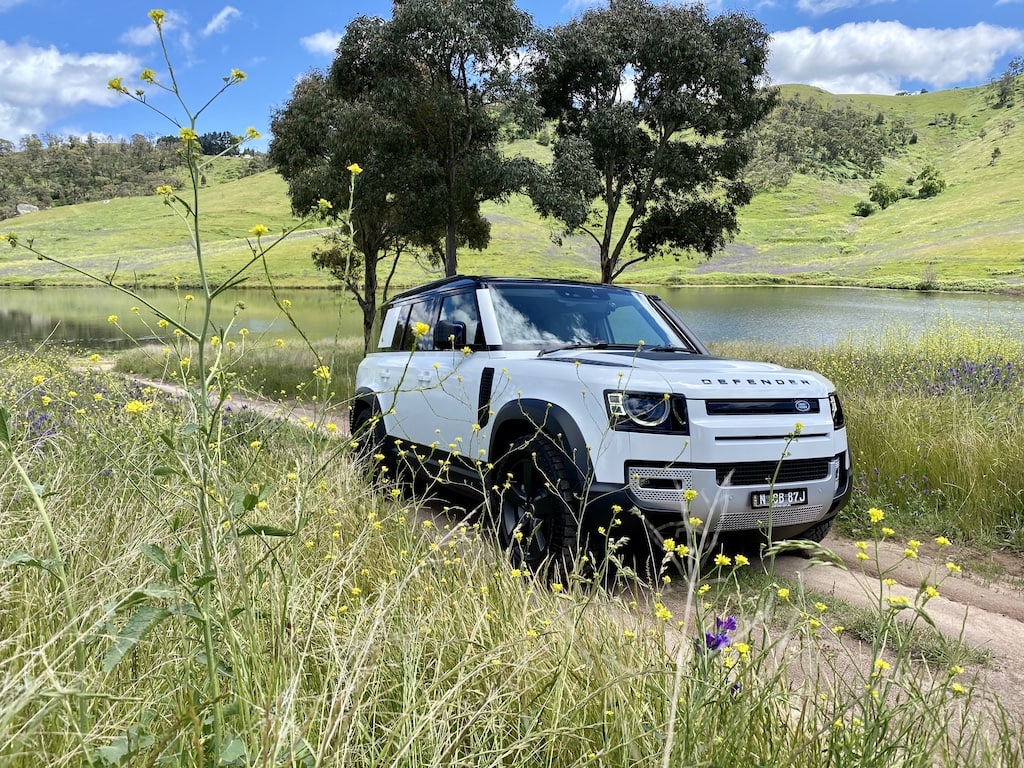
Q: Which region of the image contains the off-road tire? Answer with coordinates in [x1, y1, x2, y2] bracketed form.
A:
[797, 517, 834, 544]
[488, 435, 580, 578]
[349, 400, 396, 480]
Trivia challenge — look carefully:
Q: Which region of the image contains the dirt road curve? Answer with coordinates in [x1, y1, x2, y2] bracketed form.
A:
[768, 538, 1024, 719]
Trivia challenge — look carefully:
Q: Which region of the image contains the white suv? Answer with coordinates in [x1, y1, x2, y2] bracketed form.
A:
[352, 276, 851, 569]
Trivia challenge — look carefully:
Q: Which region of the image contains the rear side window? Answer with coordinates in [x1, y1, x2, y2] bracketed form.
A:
[377, 304, 409, 351]
[401, 298, 439, 351]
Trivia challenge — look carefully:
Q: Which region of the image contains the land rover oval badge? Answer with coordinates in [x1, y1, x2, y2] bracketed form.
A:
[795, 399, 811, 413]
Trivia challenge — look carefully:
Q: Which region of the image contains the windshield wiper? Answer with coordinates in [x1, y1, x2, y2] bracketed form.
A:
[645, 345, 695, 353]
[537, 341, 609, 357]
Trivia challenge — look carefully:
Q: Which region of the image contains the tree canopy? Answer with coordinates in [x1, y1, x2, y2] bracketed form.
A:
[528, 0, 777, 283]
[271, 0, 532, 287]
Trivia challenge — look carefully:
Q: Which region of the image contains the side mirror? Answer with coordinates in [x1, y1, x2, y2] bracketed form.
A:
[434, 320, 466, 348]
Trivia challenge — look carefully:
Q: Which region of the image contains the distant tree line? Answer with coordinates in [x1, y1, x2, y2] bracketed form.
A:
[0, 131, 267, 220]
[746, 95, 916, 191]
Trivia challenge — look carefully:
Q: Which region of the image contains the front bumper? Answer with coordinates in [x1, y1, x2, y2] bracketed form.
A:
[584, 451, 851, 537]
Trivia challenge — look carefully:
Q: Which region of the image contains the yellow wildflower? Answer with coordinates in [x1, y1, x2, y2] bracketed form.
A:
[249, 224, 270, 237]
[347, 162, 363, 175]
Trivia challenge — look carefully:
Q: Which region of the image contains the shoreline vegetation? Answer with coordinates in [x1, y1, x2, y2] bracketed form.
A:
[2, 270, 1024, 294]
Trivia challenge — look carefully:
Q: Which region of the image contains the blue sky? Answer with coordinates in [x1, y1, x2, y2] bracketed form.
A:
[1, 0, 1022, 149]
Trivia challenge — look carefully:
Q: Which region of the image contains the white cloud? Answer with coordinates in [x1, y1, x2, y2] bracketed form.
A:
[769, 21, 1024, 93]
[120, 23, 160, 47]
[300, 30, 343, 56]
[203, 6, 241, 37]
[0, 0, 28, 10]
[120, 12, 183, 47]
[0, 42, 139, 138]
[796, 0, 897, 16]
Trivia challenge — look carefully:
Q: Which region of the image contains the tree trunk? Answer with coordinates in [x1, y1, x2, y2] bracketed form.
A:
[444, 208, 458, 277]
[361, 252, 380, 355]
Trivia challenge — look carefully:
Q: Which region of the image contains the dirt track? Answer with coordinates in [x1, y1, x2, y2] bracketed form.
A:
[685, 537, 1024, 721]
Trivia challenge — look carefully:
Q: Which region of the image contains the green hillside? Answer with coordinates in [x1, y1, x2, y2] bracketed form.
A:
[2, 82, 1022, 291]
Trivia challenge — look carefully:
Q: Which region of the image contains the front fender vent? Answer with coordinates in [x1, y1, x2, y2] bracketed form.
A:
[477, 367, 495, 427]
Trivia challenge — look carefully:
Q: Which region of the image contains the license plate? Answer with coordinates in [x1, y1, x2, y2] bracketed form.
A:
[751, 488, 807, 509]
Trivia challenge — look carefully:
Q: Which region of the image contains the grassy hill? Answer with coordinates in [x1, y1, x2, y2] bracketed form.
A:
[2, 82, 1022, 292]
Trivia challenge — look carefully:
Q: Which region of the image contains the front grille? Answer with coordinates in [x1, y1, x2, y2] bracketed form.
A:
[717, 458, 831, 487]
[706, 399, 820, 416]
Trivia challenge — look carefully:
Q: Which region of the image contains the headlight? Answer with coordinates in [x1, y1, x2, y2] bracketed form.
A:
[828, 392, 845, 429]
[607, 391, 688, 433]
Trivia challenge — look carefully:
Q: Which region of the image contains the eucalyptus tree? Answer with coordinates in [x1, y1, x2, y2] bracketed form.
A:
[269, 58, 442, 352]
[528, 0, 776, 283]
[271, 0, 533, 330]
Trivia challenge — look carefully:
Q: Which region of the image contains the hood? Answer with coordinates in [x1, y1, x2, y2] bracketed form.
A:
[544, 349, 833, 398]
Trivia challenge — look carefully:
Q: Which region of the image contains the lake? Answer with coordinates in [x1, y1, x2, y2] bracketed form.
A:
[0, 284, 1020, 350]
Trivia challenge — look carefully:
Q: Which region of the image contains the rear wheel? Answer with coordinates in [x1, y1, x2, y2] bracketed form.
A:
[349, 400, 395, 480]
[488, 435, 579, 577]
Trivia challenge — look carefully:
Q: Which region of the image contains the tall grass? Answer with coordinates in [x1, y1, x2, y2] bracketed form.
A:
[114, 337, 364, 405]
[1, 345, 1017, 766]
[714, 319, 1024, 548]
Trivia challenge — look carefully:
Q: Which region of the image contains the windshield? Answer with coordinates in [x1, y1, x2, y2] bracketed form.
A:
[488, 283, 694, 350]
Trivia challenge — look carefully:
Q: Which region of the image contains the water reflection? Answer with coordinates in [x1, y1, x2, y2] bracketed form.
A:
[0, 286, 363, 350]
[0, 284, 1020, 350]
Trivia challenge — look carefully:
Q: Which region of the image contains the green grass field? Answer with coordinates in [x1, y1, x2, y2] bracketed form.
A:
[3, 82, 1023, 292]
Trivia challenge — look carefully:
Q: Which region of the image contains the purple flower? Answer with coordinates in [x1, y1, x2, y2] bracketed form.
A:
[704, 631, 731, 651]
[699, 615, 737, 652]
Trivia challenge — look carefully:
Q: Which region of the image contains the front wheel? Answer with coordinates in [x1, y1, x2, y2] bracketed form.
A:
[488, 435, 579, 577]
[797, 517, 834, 543]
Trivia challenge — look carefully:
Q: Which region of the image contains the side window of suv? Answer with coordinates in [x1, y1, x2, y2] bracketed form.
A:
[436, 292, 483, 349]
[401, 297, 439, 351]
